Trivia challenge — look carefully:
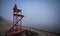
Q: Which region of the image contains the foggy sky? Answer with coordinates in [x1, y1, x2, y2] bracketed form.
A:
[0, 0, 60, 33]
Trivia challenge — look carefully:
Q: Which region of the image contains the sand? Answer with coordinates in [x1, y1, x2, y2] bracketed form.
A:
[0, 22, 60, 36]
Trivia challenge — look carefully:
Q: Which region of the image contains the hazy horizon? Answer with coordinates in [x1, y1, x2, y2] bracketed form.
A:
[0, 0, 60, 33]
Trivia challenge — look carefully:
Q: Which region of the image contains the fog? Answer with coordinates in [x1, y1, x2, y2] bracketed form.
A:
[0, 0, 60, 33]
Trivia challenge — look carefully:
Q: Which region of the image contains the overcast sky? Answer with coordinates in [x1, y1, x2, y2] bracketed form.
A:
[0, 0, 60, 33]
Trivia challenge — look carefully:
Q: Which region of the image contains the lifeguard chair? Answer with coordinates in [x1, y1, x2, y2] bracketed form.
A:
[5, 4, 28, 36]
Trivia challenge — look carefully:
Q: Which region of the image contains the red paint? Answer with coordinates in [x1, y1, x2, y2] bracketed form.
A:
[5, 4, 28, 36]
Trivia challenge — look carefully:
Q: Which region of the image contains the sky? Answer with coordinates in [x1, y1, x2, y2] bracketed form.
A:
[0, 0, 60, 33]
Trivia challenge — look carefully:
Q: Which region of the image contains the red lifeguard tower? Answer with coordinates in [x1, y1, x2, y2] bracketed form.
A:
[5, 4, 28, 36]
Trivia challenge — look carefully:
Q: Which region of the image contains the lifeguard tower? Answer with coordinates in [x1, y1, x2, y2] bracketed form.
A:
[5, 4, 28, 36]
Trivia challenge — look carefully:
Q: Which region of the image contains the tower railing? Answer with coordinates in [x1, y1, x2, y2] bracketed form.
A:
[5, 4, 28, 36]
